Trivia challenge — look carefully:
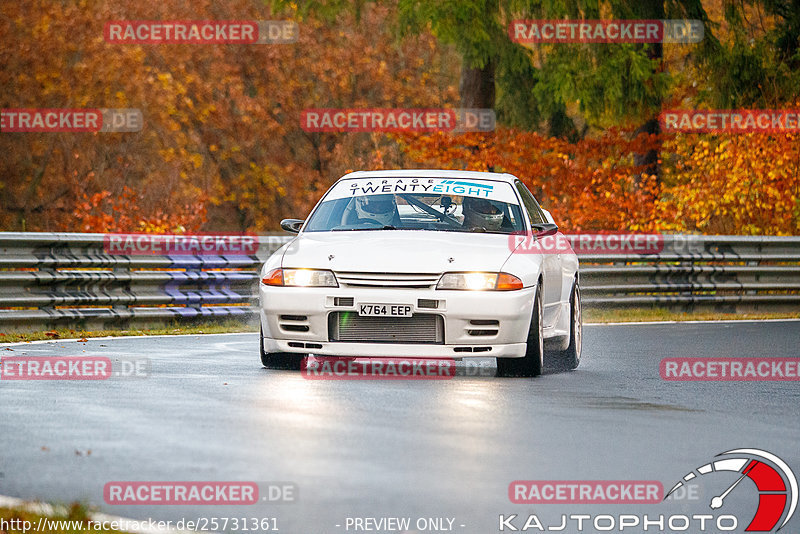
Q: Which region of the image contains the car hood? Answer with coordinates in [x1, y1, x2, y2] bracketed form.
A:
[280, 230, 514, 273]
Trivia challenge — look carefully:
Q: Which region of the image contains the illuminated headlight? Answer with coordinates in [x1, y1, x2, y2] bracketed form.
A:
[261, 268, 338, 287]
[436, 272, 523, 291]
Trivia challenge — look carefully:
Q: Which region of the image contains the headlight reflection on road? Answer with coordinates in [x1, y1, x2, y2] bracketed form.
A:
[437, 373, 502, 413]
[253, 369, 339, 426]
[432, 379, 513, 459]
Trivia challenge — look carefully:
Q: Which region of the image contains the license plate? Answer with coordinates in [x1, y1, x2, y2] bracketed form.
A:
[358, 303, 413, 317]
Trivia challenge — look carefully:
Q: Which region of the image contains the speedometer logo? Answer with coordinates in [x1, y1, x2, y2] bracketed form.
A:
[666, 449, 797, 531]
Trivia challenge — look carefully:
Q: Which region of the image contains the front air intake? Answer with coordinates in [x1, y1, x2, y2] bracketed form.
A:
[328, 312, 444, 344]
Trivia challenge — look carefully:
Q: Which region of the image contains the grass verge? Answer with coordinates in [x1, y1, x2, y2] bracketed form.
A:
[0, 320, 257, 344]
[585, 307, 800, 323]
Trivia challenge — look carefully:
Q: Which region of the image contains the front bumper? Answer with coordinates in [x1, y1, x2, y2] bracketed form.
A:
[259, 284, 535, 359]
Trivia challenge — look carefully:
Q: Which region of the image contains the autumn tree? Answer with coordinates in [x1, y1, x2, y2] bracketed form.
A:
[0, 0, 459, 232]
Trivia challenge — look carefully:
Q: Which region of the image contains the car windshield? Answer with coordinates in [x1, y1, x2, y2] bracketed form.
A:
[304, 178, 525, 234]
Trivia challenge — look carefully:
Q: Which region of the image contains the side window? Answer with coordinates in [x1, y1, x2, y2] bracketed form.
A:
[514, 181, 546, 225]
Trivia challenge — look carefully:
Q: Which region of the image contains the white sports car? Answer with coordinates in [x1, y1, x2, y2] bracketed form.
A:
[259, 170, 581, 377]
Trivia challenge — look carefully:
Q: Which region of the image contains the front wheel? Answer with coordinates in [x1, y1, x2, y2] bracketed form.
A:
[496, 282, 544, 377]
[260, 327, 303, 370]
[556, 281, 582, 370]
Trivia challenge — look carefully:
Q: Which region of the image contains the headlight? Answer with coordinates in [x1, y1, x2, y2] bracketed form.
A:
[261, 268, 338, 287]
[436, 272, 523, 291]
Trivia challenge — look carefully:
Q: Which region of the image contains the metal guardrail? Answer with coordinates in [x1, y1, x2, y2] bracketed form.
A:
[0, 233, 290, 332]
[0, 233, 798, 332]
[580, 235, 800, 310]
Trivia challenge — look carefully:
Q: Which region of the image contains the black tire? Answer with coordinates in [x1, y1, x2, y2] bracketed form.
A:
[556, 281, 582, 370]
[259, 327, 303, 370]
[496, 281, 544, 377]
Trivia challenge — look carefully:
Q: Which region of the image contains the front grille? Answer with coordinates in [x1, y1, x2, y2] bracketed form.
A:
[329, 312, 444, 344]
[335, 271, 441, 289]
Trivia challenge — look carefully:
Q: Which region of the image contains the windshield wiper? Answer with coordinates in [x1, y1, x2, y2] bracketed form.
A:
[331, 225, 398, 231]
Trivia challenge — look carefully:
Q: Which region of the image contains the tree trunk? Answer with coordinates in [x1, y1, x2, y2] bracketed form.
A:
[631, 0, 665, 183]
[633, 118, 660, 184]
[459, 59, 495, 108]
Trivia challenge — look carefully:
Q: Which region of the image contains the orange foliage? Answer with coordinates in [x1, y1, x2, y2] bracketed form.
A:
[396, 128, 800, 234]
[657, 133, 800, 235]
[0, 1, 459, 233]
[2, 1, 798, 235]
[395, 128, 662, 232]
[73, 187, 206, 234]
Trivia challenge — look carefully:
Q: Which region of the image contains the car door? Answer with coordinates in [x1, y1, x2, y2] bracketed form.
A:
[514, 180, 562, 328]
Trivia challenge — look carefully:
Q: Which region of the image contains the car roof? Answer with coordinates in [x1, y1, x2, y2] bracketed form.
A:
[338, 169, 519, 184]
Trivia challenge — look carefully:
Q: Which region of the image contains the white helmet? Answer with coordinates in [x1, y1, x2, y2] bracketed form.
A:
[355, 195, 396, 226]
[462, 197, 503, 231]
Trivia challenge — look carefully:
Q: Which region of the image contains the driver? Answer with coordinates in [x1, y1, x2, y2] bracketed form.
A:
[462, 196, 504, 231]
[354, 194, 397, 226]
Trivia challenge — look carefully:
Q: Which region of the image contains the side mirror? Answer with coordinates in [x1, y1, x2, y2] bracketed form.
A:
[280, 219, 304, 234]
[541, 209, 556, 224]
[532, 222, 559, 237]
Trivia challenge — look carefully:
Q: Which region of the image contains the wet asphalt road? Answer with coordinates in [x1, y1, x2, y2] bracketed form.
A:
[1, 321, 799, 534]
